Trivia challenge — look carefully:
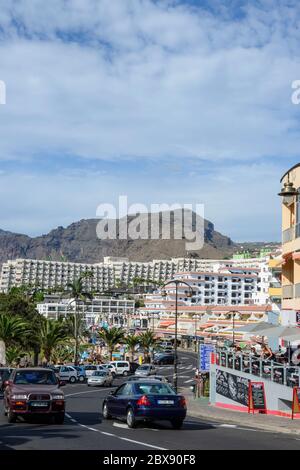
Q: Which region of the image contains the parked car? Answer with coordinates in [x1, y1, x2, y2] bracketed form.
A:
[109, 361, 130, 376]
[102, 380, 186, 429]
[135, 364, 156, 377]
[4, 368, 65, 424]
[87, 370, 113, 387]
[73, 366, 86, 383]
[84, 365, 106, 378]
[159, 341, 173, 349]
[127, 375, 169, 383]
[57, 365, 78, 384]
[102, 364, 116, 377]
[153, 354, 175, 365]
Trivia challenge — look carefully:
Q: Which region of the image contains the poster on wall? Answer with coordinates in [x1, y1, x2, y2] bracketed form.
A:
[199, 344, 215, 372]
[216, 370, 249, 407]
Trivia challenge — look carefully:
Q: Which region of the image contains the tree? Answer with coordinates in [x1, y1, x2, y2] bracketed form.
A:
[138, 331, 158, 363]
[5, 345, 27, 367]
[125, 334, 140, 362]
[98, 326, 125, 361]
[65, 275, 93, 365]
[37, 318, 71, 364]
[0, 285, 45, 366]
[0, 314, 30, 365]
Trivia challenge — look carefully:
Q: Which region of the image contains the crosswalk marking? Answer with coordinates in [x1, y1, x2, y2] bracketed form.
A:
[184, 379, 194, 383]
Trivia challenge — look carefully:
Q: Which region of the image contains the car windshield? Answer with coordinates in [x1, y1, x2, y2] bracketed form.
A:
[14, 370, 57, 385]
[134, 382, 176, 395]
[138, 366, 149, 370]
[93, 371, 106, 376]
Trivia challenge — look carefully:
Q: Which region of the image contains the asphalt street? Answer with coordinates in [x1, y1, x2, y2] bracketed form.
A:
[1, 352, 300, 450]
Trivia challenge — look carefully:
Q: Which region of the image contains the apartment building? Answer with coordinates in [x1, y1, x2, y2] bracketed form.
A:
[279, 163, 300, 324]
[37, 295, 135, 328]
[0, 255, 275, 297]
[0, 259, 115, 293]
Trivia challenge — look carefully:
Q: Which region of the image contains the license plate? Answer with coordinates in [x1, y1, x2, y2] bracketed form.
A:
[31, 401, 49, 407]
[157, 400, 174, 405]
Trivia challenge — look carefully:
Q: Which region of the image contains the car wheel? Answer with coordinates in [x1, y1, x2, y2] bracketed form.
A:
[7, 409, 17, 423]
[69, 376, 76, 384]
[123, 371, 128, 376]
[78, 376, 85, 383]
[102, 402, 112, 420]
[171, 419, 184, 430]
[54, 413, 65, 425]
[126, 408, 136, 429]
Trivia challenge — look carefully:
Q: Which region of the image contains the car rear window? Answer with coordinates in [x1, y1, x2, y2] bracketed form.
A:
[133, 383, 176, 395]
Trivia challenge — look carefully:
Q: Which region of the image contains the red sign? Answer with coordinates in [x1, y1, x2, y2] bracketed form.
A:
[248, 381, 267, 414]
[292, 387, 300, 419]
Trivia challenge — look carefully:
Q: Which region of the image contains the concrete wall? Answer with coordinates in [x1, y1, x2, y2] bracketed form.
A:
[210, 363, 295, 413]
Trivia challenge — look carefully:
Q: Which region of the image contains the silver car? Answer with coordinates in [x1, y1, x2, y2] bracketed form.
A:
[87, 370, 113, 387]
[134, 364, 156, 377]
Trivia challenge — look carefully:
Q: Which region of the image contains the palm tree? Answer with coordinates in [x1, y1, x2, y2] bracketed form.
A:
[5, 345, 27, 367]
[138, 330, 157, 363]
[0, 314, 30, 365]
[37, 318, 71, 364]
[98, 326, 125, 361]
[125, 334, 140, 362]
[65, 276, 93, 365]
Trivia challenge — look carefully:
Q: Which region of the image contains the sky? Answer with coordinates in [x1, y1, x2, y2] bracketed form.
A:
[0, 0, 300, 242]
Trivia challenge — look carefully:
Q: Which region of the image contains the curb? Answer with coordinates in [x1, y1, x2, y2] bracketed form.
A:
[182, 390, 300, 437]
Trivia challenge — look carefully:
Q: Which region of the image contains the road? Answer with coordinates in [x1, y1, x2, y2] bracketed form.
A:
[0, 351, 300, 450]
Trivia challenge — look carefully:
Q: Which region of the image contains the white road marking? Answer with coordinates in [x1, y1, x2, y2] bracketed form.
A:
[65, 388, 114, 398]
[65, 411, 167, 450]
[118, 437, 167, 450]
[219, 424, 237, 429]
[113, 422, 129, 429]
[184, 379, 194, 383]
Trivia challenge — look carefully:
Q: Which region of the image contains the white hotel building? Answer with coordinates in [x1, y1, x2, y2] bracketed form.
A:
[0, 255, 274, 306]
[36, 295, 135, 328]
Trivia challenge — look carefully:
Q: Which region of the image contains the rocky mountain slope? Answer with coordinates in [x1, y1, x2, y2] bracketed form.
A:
[0, 211, 236, 266]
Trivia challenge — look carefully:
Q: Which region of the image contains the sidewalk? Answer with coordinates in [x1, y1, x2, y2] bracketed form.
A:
[182, 389, 300, 436]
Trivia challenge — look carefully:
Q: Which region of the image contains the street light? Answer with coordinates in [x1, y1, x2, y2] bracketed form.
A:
[226, 310, 240, 346]
[161, 280, 193, 393]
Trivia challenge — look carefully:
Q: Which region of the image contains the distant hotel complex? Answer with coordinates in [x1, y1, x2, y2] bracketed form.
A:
[0, 253, 281, 305]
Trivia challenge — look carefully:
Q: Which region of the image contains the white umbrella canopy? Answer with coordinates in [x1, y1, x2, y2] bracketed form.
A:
[255, 325, 300, 338]
[234, 322, 276, 334]
[280, 332, 300, 342]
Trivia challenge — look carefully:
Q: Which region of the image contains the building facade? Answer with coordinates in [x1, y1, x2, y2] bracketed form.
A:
[37, 295, 135, 328]
[279, 163, 300, 324]
[0, 255, 276, 298]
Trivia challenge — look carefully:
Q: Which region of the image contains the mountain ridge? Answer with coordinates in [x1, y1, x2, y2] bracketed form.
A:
[0, 211, 237, 266]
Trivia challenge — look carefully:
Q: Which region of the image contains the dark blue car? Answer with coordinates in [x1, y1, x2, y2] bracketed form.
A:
[102, 381, 186, 429]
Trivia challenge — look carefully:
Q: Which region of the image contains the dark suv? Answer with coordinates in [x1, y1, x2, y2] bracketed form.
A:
[153, 354, 175, 365]
[4, 368, 65, 424]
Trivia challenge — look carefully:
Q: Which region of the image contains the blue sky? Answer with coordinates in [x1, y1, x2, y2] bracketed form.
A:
[0, 0, 300, 242]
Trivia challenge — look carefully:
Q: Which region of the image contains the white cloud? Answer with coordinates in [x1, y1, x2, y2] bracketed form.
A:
[0, 1, 297, 241]
[0, 0, 299, 162]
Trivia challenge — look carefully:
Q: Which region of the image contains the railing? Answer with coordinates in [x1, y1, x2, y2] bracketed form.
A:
[216, 349, 300, 388]
[282, 226, 295, 244]
[282, 284, 294, 299]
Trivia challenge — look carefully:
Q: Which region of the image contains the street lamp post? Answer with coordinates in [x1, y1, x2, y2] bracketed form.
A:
[226, 310, 239, 346]
[162, 280, 193, 393]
